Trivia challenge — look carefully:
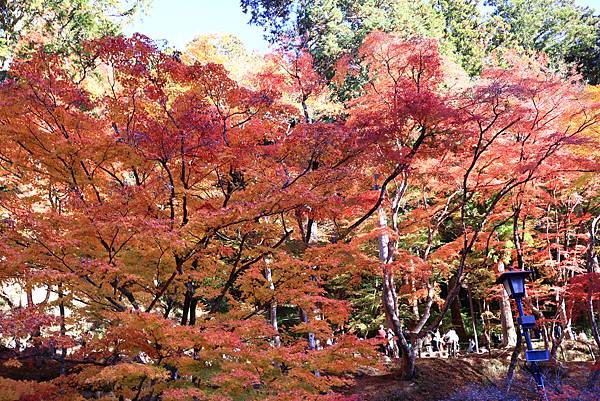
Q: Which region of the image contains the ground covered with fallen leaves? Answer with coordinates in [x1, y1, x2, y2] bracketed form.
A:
[0, 343, 597, 400]
[347, 347, 598, 401]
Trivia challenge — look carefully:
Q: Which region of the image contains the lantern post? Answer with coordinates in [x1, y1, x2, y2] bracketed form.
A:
[496, 270, 549, 388]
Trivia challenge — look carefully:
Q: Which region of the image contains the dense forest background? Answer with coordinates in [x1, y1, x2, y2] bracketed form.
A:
[0, 1, 599, 400]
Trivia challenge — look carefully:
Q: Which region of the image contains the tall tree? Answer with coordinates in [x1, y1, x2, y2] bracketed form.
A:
[0, 34, 375, 399]
[241, 0, 444, 77]
[335, 31, 598, 378]
[432, 0, 485, 75]
[243, 0, 600, 84]
[0, 0, 148, 69]
[485, 0, 600, 83]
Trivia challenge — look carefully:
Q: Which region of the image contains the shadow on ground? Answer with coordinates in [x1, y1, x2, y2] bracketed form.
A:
[347, 350, 598, 401]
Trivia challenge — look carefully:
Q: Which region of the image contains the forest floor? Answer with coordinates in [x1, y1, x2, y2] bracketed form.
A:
[347, 345, 599, 401]
[0, 342, 597, 400]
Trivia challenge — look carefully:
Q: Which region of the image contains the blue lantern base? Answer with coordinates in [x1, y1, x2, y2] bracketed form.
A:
[517, 315, 536, 329]
[526, 349, 550, 362]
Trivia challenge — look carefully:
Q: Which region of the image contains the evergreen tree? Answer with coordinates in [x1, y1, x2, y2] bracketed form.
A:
[241, 0, 445, 77]
[0, 0, 149, 69]
[432, 0, 485, 75]
[485, 0, 600, 82]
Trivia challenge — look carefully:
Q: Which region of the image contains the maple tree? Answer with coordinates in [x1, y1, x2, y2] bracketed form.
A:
[0, 28, 598, 400]
[332, 32, 599, 378]
[0, 34, 376, 400]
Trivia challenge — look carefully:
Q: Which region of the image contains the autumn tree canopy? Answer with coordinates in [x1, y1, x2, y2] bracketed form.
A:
[0, 26, 598, 401]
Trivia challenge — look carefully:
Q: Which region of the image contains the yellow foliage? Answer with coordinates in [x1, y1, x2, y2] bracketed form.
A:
[0, 378, 57, 401]
[2, 358, 22, 369]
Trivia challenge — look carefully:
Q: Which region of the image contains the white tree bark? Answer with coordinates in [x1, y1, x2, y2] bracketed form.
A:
[498, 261, 517, 347]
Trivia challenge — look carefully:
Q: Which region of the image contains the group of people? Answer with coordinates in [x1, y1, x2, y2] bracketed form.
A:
[423, 329, 460, 357]
[375, 323, 596, 360]
[377, 325, 400, 358]
[376, 326, 468, 359]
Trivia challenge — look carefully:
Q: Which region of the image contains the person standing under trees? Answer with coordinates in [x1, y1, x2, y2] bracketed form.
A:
[423, 332, 433, 356]
[443, 329, 460, 358]
[468, 338, 476, 353]
[554, 324, 563, 340]
[491, 332, 501, 347]
[433, 329, 442, 355]
[387, 328, 399, 358]
[377, 324, 386, 339]
[376, 324, 387, 355]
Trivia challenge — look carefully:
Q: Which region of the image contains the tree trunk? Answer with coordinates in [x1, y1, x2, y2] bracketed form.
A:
[382, 264, 415, 377]
[163, 298, 174, 319]
[586, 215, 600, 352]
[500, 291, 517, 347]
[401, 341, 418, 380]
[264, 265, 281, 347]
[482, 298, 492, 354]
[505, 327, 523, 393]
[300, 308, 317, 351]
[498, 262, 517, 347]
[377, 203, 417, 378]
[450, 293, 468, 341]
[58, 283, 67, 376]
[410, 278, 420, 320]
[587, 292, 600, 354]
[467, 287, 479, 353]
[303, 220, 319, 351]
[559, 298, 575, 340]
[270, 302, 280, 346]
[26, 285, 34, 307]
[181, 285, 192, 326]
[534, 296, 550, 350]
[189, 297, 197, 326]
[550, 328, 565, 361]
